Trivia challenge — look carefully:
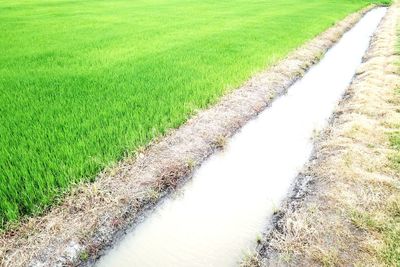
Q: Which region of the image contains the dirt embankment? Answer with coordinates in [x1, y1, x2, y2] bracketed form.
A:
[245, 3, 400, 266]
[0, 6, 375, 267]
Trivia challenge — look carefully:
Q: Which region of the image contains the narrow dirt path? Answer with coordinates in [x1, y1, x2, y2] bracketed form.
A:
[246, 2, 400, 266]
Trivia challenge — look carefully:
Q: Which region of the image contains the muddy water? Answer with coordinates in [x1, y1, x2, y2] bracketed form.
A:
[96, 8, 386, 267]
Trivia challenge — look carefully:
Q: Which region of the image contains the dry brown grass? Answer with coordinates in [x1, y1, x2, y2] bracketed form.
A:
[0, 6, 375, 267]
[253, 3, 400, 266]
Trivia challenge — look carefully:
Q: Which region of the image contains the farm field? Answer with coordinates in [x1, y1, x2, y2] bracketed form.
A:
[0, 0, 384, 227]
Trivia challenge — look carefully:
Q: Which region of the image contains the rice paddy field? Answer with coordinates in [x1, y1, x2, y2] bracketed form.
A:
[0, 0, 385, 227]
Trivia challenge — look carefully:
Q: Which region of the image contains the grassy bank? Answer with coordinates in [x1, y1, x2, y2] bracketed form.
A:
[350, 101, 400, 266]
[349, 109, 400, 266]
[0, 0, 384, 226]
[348, 37, 400, 267]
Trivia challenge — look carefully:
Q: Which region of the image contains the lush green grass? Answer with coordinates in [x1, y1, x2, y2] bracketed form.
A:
[0, 0, 384, 226]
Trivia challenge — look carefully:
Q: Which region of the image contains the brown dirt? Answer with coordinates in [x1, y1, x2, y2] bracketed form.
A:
[0, 6, 375, 267]
[247, 2, 400, 266]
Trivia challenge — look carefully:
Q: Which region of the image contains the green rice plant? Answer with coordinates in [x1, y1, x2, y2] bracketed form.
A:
[0, 0, 387, 227]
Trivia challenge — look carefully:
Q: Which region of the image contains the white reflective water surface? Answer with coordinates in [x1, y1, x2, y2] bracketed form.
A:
[97, 8, 386, 267]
